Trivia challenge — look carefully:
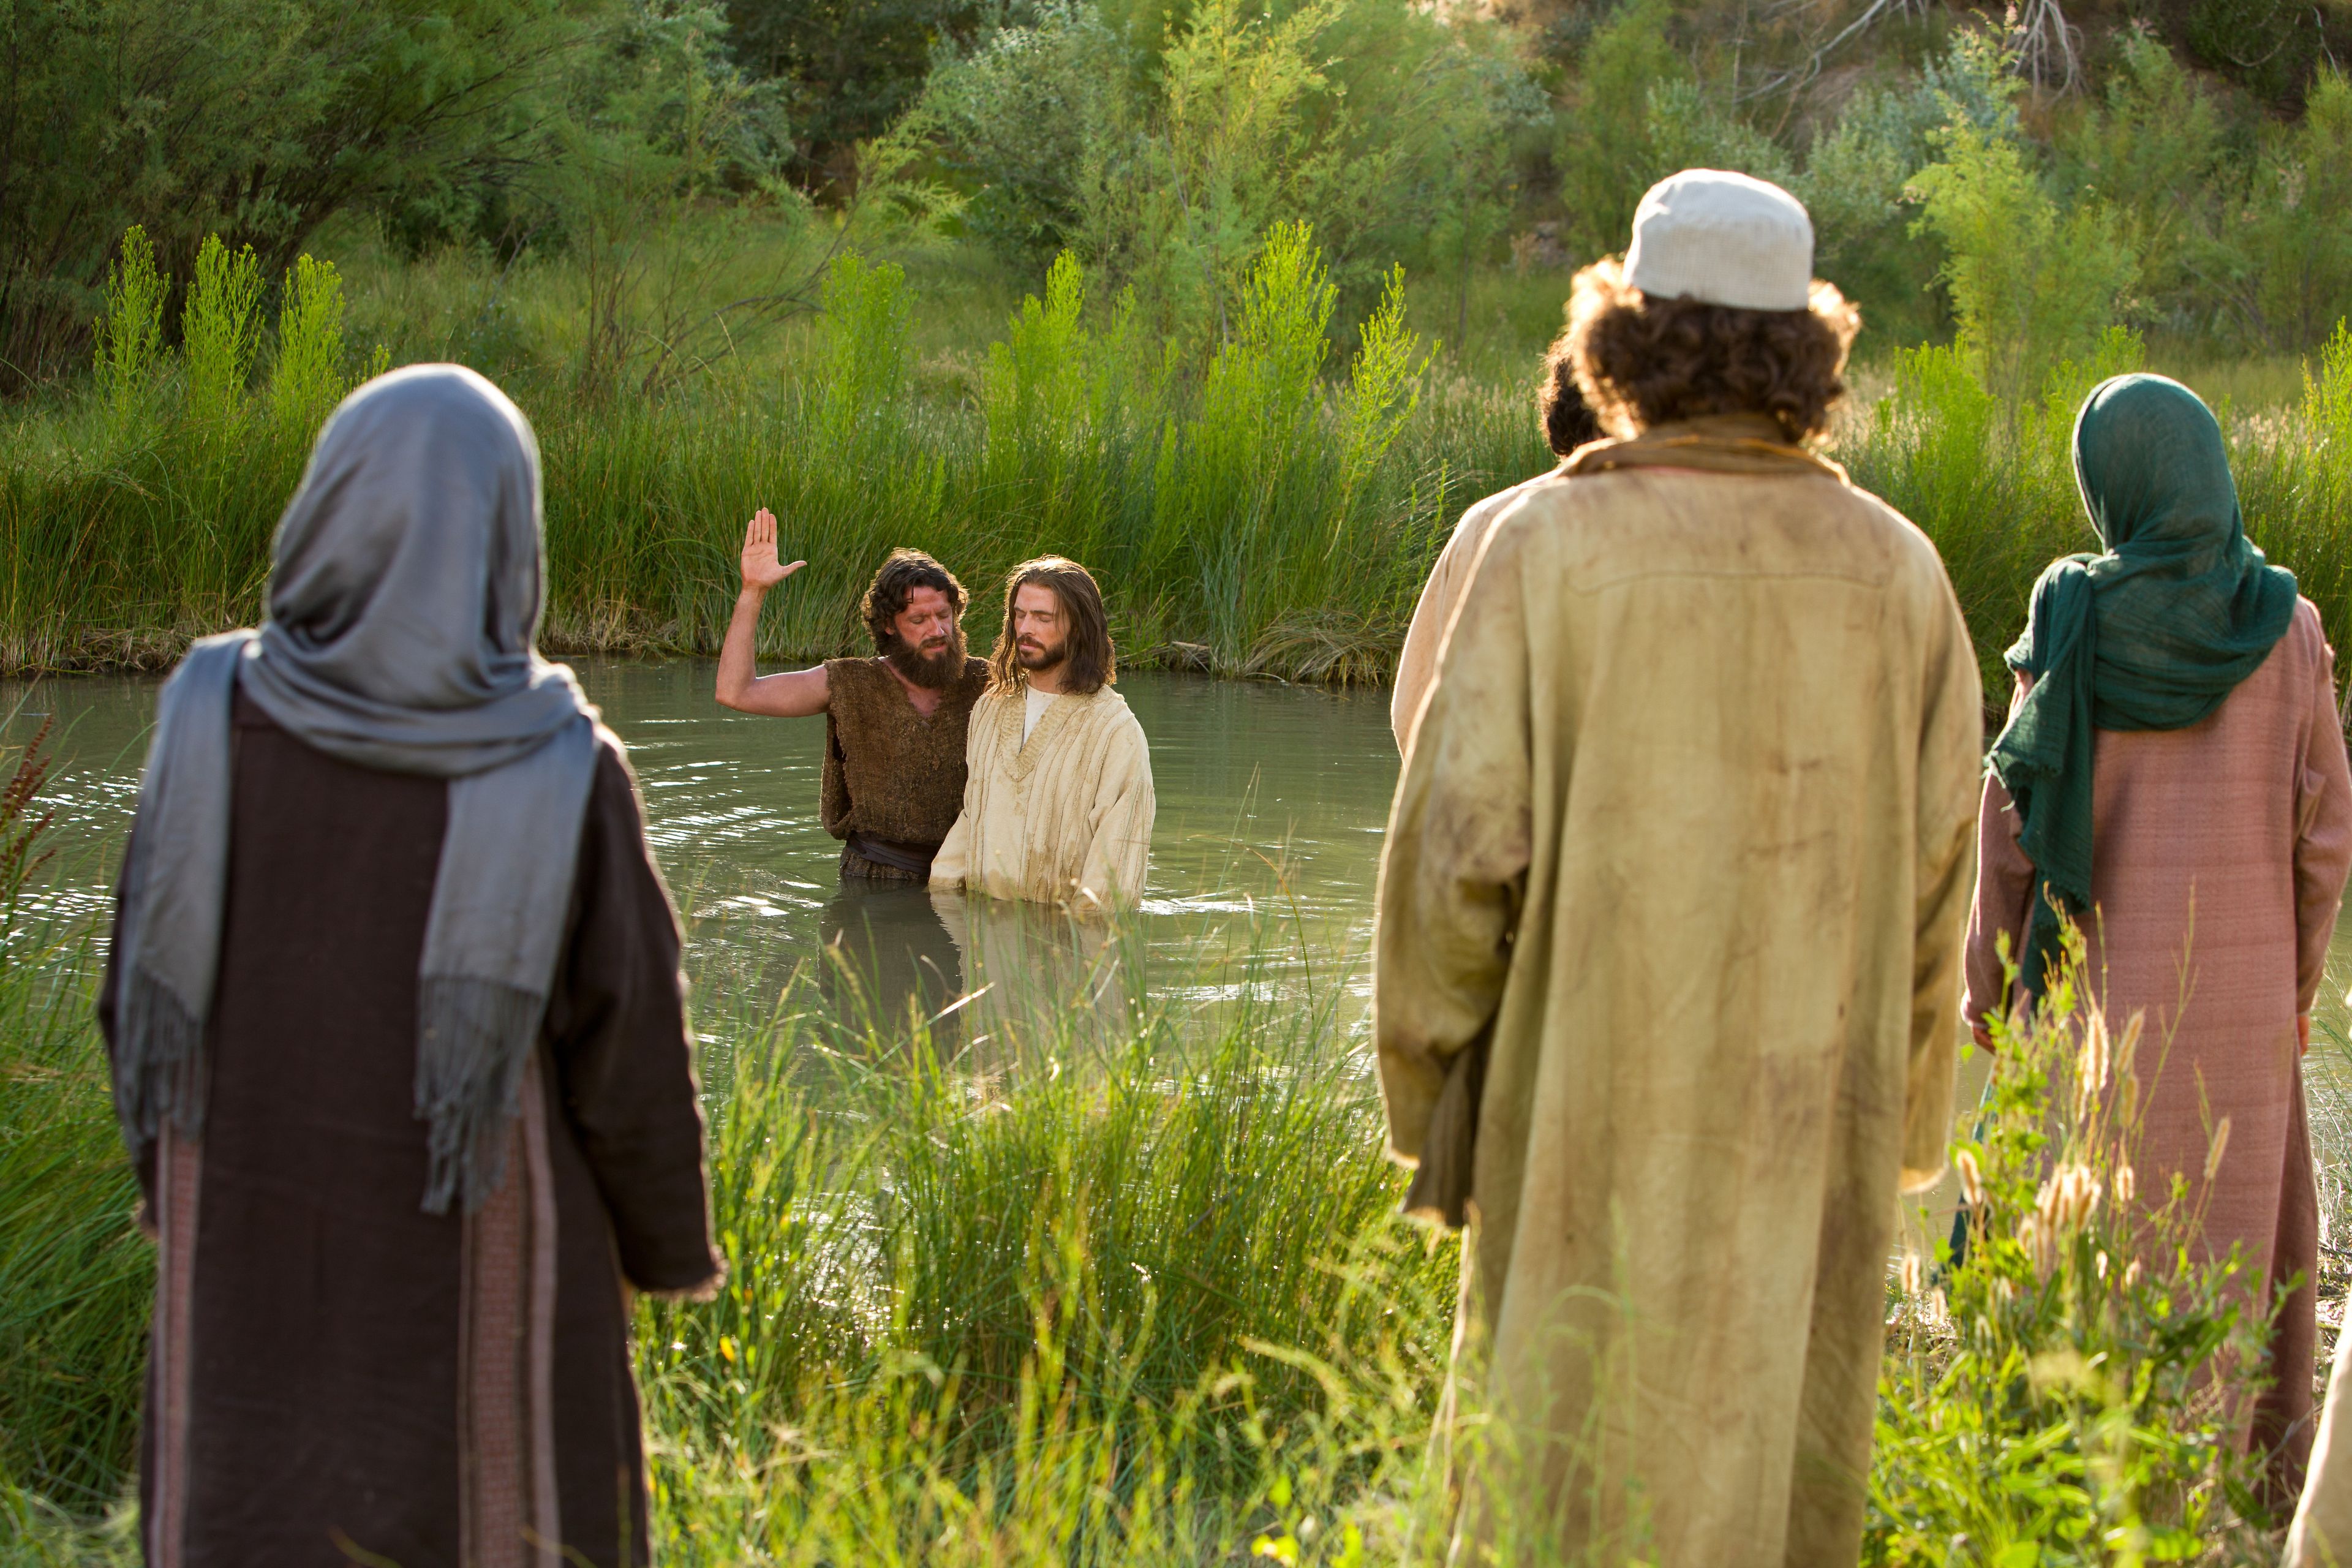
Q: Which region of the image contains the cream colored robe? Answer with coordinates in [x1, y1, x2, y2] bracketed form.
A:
[2291, 1329, 2352, 1566]
[931, 681, 1155, 911]
[1376, 432, 1981, 1567]
[1392, 469, 1566, 755]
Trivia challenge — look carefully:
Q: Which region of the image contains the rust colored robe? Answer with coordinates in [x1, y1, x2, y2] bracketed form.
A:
[100, 694, 720, 1568]
[1965, 599, 2352, 1494]
[1377, 423, 1982, 1566]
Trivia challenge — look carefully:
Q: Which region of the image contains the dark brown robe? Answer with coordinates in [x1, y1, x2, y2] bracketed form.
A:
[820, 655, 987, 881]
[100, 693, 720, 1568]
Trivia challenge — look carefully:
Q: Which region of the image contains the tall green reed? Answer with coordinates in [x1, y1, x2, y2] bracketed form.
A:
[179, 236, 263, 434]
[1842, 321, 2352, 703]
[92, 231, 165, 429]
[0, 720, 147, 1519]
[2, 223, 1534, 684]
[267, 255, 350, 438]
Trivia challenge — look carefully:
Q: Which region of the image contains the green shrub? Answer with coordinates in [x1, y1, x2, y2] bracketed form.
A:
[93, 231, 166, 428]
[924, 0, 1543, 333]
[1553, 0, 1684, 263]
[268, 255, 350, 439]
[2241, 68, 2352, 352]
[179, 236, 263, 432]
[1869, 929, 2280, 1563]
[1908, 122, 2139, 407]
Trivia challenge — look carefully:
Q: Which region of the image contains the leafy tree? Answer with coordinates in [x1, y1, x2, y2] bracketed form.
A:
[1909, 121, 2138, 406]
[722, 0, 976, 187]
[918, 1, 1134, 263]
[921, 0, 1543, 342]
[0, 0, 620, 388]
[1796, 31, 2016, 345]
[2058, 28, 2239, 339]
[2239, 67, 2352, 350]
[1553, 0, 1684, 262]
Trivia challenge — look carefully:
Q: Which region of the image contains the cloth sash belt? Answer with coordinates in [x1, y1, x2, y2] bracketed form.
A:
[846, 833, 940, 876]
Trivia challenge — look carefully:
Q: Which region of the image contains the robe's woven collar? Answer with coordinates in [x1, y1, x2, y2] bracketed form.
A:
[1564, 413, 1849, 483]
[999, 679, 1110, 783]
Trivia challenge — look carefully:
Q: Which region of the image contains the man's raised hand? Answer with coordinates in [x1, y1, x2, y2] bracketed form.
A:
[741, 508, 807, 594]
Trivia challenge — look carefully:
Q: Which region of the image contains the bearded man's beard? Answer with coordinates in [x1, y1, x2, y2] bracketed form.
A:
[886, 627, 968, 689]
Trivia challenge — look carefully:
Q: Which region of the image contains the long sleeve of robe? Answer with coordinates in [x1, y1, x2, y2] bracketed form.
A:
[1967, 600, 2352, 1496]
[1391, 471, 1559, 756]
[99, 695, 718, 1568]
[1375, 458, 1981, 1568]
[930, 682, 1155, 912]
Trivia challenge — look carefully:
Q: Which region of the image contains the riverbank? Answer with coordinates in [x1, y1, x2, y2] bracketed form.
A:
[7, 223, 2350, 695]
[3, 886, 2322, 1565]
[2, 677, 2340, 1563]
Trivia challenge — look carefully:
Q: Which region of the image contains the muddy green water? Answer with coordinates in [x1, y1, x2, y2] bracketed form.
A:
[0, 662, 1401, 1038]
[18, 659, 2352, 1096]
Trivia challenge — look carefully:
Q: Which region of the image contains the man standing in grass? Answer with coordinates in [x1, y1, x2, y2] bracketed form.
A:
[931, 556, 1155, 912]
[1375, 170, 1981, 1566]
[716, 510, 989, 883]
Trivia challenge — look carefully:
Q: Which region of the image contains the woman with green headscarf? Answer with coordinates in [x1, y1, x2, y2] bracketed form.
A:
[1964, 372, 2352, 1506]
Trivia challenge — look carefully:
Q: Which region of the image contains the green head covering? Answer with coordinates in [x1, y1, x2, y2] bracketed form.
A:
[1988, 373, 2298, 998]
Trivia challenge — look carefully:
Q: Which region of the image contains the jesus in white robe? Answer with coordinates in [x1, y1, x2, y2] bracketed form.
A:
[931, 556, 1155, 913]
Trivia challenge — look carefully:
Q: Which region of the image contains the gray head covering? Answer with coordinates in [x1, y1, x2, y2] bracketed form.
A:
[111, 363, 600, 1213]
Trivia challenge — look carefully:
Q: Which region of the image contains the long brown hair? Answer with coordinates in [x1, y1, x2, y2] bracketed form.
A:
[988, 556, 1114, 695]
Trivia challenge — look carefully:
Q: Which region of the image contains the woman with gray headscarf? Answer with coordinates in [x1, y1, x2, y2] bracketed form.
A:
[100, 364, 720, 1568]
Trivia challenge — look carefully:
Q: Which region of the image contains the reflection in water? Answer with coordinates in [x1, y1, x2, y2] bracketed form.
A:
[932, 892, 1142, 1064]
[0, 661, 1402, 1035]
[816, 880, 967, 1047]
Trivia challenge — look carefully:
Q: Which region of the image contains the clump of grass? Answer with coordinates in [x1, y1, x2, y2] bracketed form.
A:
[1869, 925, 2284, 1565]
[638, 935, 1461, 1562]
[0, 718, 148, 1519]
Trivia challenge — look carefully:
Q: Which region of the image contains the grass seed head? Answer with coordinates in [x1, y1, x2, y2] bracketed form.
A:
[2204, 1116, 2232, 1183]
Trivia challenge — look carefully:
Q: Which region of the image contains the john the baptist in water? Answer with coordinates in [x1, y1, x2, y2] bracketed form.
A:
[1376, 170, 1981, 1567]
[715, 513, 988, 883]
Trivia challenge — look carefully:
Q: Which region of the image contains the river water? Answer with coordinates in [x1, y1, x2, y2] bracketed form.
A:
[15, 659, 2352, 1093]
[0, 662, 1401, 1047]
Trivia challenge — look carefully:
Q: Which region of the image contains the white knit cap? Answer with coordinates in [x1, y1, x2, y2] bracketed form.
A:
[1621, 169, 1815, 312]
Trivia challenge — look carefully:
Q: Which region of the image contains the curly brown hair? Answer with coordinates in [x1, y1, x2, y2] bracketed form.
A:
[861, 548, 967, 651]
[1537, 342, 1603, 457]
[1565, 259, 1860, 445]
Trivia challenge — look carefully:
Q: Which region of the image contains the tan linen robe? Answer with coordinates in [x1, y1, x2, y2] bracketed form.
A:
[1392, 467, 1565, 755]
[1377, 426, 1981, 1567]
[1966, 600, 2352, 1497]
[2293, 1325, 2352, 1566]
[930, 680, 1155, 911]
